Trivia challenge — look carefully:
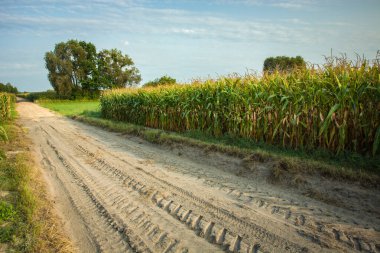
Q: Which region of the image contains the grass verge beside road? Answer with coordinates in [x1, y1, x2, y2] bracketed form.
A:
[37, 99, 99, 116]
[0, 106, 74, 252]
[38, 100, 380, 186]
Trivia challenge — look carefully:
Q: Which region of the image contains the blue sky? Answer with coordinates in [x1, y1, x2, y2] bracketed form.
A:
[0, 0, 379, 92]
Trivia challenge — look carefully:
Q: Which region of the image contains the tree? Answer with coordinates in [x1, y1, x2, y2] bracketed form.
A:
[0, 82, 18, 94]
[78, 41, 98, 92]
[97, 49, 141, 89]
[45, 40, 141, 96]
[45, 40, 95, 96]
[143, 75, 176, 88]
[263, 56, 306, 73]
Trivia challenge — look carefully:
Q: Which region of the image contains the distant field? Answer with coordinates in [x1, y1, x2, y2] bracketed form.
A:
[38, 100, 100, 116]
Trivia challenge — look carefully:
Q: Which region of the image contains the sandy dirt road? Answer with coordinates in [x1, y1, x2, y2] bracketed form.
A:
[17, 100, 379, 253]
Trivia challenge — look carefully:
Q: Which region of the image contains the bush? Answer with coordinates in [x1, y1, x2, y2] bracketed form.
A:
[263, 56, 306, 73]
[143, 75, 176, 88]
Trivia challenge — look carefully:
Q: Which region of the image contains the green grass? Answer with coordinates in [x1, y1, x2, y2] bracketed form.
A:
[0, 148, 34, 248]
[0, 105, 36, 251]
[0, 103, 73, 252]
[37, 100, 100, 116]
[37, 99, 379, 186]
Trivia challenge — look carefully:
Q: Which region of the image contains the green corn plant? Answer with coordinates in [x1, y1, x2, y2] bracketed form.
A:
[0, 126, 8, 142]
[100, 56, 380, 156]
[0, 92, 15, 122]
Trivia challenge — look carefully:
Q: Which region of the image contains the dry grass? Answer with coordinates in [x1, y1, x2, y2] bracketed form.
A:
[302, 188, 343, 207]
[0, 121, 75, 252]
[26, 153, 76, 252]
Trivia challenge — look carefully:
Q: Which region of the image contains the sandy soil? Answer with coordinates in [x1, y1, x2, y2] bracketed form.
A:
[17, 100, 379, 253]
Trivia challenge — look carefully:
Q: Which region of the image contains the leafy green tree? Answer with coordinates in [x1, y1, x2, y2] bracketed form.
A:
[143, 75, 176, 88]
[263, 56, 306, 73]
[78, 41, 98, 92]
[97, 49, 141, 89]
[45, 40, 141, 96]
[45, 40, 94, 96]
[0, 82, 18, 94]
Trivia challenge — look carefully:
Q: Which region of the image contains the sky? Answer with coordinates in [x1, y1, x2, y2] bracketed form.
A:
[0, 0, 379, 92]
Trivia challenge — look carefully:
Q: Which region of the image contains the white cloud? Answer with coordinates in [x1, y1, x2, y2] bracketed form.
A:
[271, 2, 303, 9]
[1, 1, 324, 46]
[170, 28, 206, 36]
[124, 40, 130, 46]
[212, 0, 318, 9]
[0, 63, 38, 70]
[178, 29, 195, 34]
[0, 3, 310, 43]
[0, 13, 101, 27]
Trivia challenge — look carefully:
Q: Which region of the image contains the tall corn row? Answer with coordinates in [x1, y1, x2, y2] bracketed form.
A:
[101, 60, 380, 155]
[0, 93, 15, 122]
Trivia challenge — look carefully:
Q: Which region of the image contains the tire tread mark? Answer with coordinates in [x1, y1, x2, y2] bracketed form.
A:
[48, 140, 153, 253]
[77, 144, 307, 253]
[76, 144, 378, 253]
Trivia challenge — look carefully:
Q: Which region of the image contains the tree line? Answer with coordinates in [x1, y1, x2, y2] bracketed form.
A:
[0, 82, 18, 94]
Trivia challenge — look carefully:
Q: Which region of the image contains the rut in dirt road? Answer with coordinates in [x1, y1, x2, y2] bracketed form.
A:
[18, 100, 380, 253]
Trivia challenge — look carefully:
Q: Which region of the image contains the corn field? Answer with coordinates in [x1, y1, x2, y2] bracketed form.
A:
[101, 58, 380, 156]
[0, 92, 16, 122]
